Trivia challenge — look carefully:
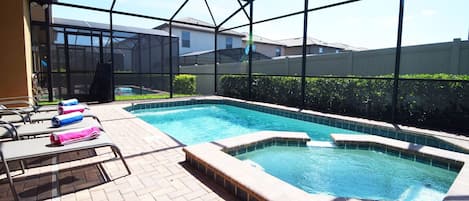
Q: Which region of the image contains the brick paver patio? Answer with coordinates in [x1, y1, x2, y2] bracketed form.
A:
[0, 102, 237, 201]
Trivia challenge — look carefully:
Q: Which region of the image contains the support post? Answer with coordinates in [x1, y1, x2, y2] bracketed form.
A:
[169, 22, 173, 98]
[168, 0, 189, 98]
[248, 0, 253, 100]
[391, 0, 405, 122]
[301, 0, 309, 108]
[214, 28, 218, 94]
[45, 5, 53, 102]
[137, 35, 143, 94]
[148, 35, 152, 89]
[110, 0, 116, 101]
[64, 33, 71, 96]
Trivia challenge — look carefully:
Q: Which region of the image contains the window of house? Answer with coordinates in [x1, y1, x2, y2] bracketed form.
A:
[182, 31, 190, 48]
[319, 47, 324, 54]
[275, 47, 281, 57]
[226, 37, 233, 49]
[335, 49, 340, 53]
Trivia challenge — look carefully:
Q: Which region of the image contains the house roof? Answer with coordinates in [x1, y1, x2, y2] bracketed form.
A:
[327, 42, 368, 51]
[154, 17, 245, 37]
[52, 18, 173, 37]
[242, 33, 285, 46]
[181, 49, 214, 57]
[276, 37, 366, 51]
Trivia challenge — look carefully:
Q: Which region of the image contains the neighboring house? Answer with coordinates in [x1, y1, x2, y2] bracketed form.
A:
[277, 37, 366, 56]
[51, 18, 176, 73]
[242, 33, 285, 58]
[155, 17, 245, 55]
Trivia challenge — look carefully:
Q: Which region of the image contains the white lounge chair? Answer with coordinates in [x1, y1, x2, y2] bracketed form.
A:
[0, 121, 131, 201]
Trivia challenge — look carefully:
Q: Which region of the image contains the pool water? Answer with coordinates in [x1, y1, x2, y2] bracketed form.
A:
[132, 104, 357, 145]
[132, 103, 457, 200]
[115, 86, 154, 96]
[237, 146, 457, 201]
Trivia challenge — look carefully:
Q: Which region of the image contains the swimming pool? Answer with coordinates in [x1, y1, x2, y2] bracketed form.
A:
[115, 86, 155, 96]
[131, 102, 459, 200]
[236, 146, 457, 201]
[132, 104, 358, 145]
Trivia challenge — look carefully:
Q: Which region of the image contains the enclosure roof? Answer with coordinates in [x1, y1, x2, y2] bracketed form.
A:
[242, 33, 285, 46]
[53, 18, 174, 37]
[154, 17, 245, 37]
[277, 37, 366, 51]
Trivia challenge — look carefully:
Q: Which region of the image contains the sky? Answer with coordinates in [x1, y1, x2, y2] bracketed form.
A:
[53, 0, 469, 49]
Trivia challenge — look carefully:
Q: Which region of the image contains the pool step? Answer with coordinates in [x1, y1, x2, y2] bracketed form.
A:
[243, 159, 265, 171]
[307, 141, 336, 148]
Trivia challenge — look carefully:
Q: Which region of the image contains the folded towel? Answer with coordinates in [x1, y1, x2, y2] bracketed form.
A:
[51, 112, 83, 127]
[58, 104, 86, 115]
[58, 98, 79, 106]
[50, 126, 101, 145]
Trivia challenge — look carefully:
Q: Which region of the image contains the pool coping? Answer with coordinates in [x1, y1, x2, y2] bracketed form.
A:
[330, 134, 469, 201]
[183, 131, 342, 201]
[126, 95, 469, 153]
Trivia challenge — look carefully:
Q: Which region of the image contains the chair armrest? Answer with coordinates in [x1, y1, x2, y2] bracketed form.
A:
[83, 114, 102, 125]
[0, 120, 19, 140]
[0, 110, 27, 124]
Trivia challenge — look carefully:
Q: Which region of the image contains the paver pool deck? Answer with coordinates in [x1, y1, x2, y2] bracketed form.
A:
[0, 100, 237, 201]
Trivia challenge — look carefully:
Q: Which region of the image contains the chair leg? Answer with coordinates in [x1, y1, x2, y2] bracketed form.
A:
[111, 148, 118, 158]
[2, 159, 19, 201]
[111, 146, 131, 175]
[19, 160, 26, 174]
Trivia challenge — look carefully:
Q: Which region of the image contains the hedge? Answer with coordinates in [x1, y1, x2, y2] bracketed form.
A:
[174, 74, 196, 94]
[219, 74, 469, 134]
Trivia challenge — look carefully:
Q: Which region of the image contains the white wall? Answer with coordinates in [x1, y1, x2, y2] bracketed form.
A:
[161, 27, 242, 55]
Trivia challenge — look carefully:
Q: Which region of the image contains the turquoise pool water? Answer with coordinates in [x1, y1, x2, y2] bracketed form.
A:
[132, 104, 358, 145]
[115, 86, 154, 96]
[132, 103, 457, 200]
[237, 146, 457, 201]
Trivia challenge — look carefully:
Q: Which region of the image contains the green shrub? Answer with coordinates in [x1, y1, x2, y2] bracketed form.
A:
[173, 74, 196, 94]
[219, 74, 469, 133]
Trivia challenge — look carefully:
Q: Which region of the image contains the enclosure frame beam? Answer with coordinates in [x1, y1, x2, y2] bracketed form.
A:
[301, 0, 309, 108]
[204, 0, 217, 26]
[217, 1, 250, 29]
[220, 0, 361, 33]
[168, 0, 190, 98]
[237, 0, 251, 21]
[247, 0, 253, 100]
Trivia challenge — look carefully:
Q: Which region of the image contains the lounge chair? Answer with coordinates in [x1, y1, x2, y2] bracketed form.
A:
[0, 129, 131, 201]
[0, 109, 98, 124]
[0, 96, 89, 114]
